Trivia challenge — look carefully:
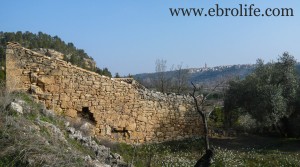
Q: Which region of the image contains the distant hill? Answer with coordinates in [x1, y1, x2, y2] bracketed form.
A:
[134, 64, 255, 87]
[0, 31, 111, 77]
[135, 63, 300, 90]
[188, 64, 255, 84]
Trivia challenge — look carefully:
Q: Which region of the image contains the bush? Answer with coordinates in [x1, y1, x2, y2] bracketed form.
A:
[237, 113, 257, 132]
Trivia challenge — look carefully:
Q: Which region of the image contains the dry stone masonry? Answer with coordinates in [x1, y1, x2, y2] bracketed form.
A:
[6, 42, 203, 143]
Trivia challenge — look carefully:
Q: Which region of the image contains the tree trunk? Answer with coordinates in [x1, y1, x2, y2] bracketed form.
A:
[202, 114, 210, 150]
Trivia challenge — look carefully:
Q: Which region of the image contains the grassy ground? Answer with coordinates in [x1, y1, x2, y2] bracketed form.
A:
[108, 135, 300, 167]
[211, 135, 300, 167]
[0, 92, 99, 166]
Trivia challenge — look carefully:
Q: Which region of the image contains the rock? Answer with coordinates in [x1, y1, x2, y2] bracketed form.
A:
[126, 123, 136, 131]
[41, 108, 55, 118]
[34, 48, 64, 60]
[83, 58, 96, 70]
[111, 153, 122, 161]
[72, 130, 83, 140]
[106, 125, 111, 136]
[80, 122, 93, 132]
[65, 121, 70, 127]
[156, 132, 163, 137]
[15, 99, 26, 106]
[8, 102, 23, 114]
[84, 155, 92, 161]
[65, 109, 77, 118]
[30, 84, 43, 94]
[137, 115, 147, 123]
[37, 120, 67, 143]
[66, 127, 76, 134]
[178, 105, 186, 112]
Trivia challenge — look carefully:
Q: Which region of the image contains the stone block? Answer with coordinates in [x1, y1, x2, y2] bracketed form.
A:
[126, 123, 136, 131]
[137, 115, 147, 123]
[38, 76, 56, 85]
[60, 93, 70, 101]
[46, 85, 60, 92]
[51, 69, 62, 75]
[178, 105, 186, 112]
[105, 125, 111, 136]
[65, 109, 77, 118]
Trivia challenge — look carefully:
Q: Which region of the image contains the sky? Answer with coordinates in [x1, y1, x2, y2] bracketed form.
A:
[1, 0, 299, 76]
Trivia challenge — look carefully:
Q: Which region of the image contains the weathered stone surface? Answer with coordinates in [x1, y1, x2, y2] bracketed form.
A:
[8, 102, 23, 114]
[105, 125, 111, 136]
[137, 115, 148, 123]
[126, 123, 136, 131]
[5, 42, 203, 143]
[65, 109, 77, 118]
[33, 48, 64, 60]
[38, 76, 56, 85]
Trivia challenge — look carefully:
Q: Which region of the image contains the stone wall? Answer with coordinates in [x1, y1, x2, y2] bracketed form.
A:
[6, 42, 203, 143]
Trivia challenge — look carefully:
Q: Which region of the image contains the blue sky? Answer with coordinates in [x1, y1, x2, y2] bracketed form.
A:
[1, 1, 299, 75]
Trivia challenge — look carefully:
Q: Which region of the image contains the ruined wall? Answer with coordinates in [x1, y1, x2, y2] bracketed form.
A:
[6, 42, 203, 143]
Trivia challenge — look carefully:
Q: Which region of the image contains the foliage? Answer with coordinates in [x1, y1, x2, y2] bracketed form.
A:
[0, 31, 112, 77]
[209, 107, 225, 129]
[224, 53, 299, 135]
[237, 113, 257, 131]
[114, 72, 121, 78]
[96, 67, 112, 77]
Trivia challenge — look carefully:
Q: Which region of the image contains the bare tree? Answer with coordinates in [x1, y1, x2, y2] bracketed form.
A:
[190, 81, 225, 167]
[172, 63, 189, 94]
[190, 81, 224, 151]
[154, 59, 169, 93]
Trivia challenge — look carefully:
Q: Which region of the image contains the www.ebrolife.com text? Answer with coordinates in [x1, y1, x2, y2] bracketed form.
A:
[170, 4, 294, 17]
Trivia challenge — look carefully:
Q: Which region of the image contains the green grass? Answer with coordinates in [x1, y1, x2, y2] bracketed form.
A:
[109, 136, 300, 167]
[213, 148, 300, 167]
[108, 138, 204, 167]
[0, 153, 29, 167]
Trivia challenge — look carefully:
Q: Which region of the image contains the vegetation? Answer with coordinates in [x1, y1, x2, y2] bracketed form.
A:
[0, 31, 112, 77]
[153, 59, 169, 93]
[224, 53, 300, 136]
[0, 86, 110, 166]
[136, 59, 190, 94]
[190, 81, 225, 152]
[134, 64, 255, 92]
[106, 136, 300, 167]
[1, 33, 300, 166]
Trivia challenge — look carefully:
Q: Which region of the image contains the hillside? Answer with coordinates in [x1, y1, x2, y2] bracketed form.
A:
[134, 64, 255, 89]
[188, 64, 255, 84]
[0, 31, 111, 77]
[135, 63, 300, 89]
[0, 90, 127, 167]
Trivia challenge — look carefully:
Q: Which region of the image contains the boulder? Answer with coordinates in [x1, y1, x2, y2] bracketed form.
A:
[8, 102, 23, 114]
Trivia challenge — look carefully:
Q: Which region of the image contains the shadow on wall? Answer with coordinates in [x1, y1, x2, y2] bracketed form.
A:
[153, 107, 202, 143]
[78, 107, 97, 125]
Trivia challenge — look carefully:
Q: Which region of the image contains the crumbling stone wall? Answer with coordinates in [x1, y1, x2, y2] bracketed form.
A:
[6, 42, 203, 143]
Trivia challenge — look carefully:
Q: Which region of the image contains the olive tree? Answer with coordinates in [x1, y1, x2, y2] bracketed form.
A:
[224, 52, 298, 135]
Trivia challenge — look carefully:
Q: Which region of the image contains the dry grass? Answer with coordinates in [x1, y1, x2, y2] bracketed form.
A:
[0, 91, 97, 166]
